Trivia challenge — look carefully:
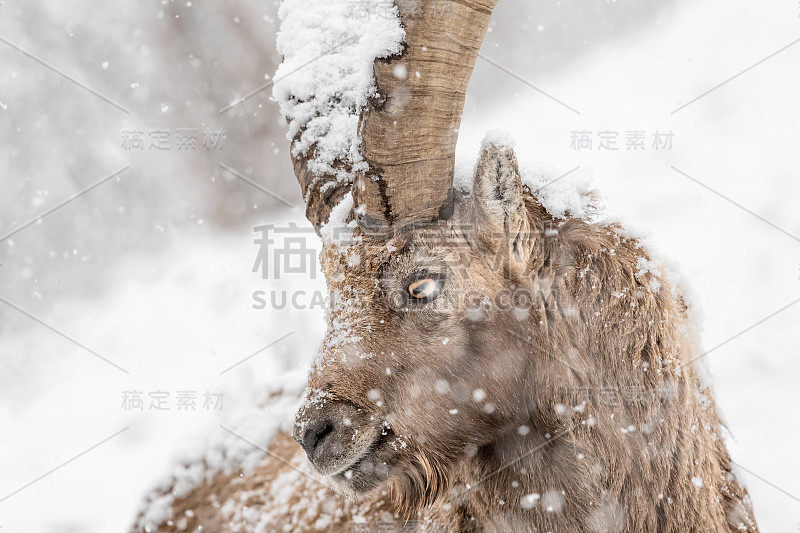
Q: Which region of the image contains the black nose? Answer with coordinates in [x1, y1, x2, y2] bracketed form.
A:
[300, 419, 334, 458]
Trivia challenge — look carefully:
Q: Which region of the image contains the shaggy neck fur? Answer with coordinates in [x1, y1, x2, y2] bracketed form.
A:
[388, 197, 758, 532]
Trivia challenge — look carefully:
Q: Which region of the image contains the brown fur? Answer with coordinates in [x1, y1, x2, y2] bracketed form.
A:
[133, 144, 758, 532]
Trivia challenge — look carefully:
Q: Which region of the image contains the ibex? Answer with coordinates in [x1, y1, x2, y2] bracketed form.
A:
[133, 0, 759, 531]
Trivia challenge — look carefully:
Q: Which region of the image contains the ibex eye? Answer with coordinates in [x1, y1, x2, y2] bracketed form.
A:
[406, 273, 444, 302]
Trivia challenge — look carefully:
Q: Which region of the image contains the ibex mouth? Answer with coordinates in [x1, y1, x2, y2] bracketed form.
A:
[330, 428, 394, 494]
[293, 400, 395, 486]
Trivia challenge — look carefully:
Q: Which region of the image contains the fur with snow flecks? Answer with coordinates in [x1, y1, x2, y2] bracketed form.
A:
[132, 142, 758, 532]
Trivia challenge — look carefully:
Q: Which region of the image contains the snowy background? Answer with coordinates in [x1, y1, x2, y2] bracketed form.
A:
[1, 0, 799, 531]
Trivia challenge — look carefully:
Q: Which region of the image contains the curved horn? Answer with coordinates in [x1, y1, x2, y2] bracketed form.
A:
[354, 0, 499, 234]
[281, 0, 498, 234]
[291, 143, 351, 232]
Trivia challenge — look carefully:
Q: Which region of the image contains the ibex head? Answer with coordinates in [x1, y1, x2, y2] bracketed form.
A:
[292, 139, 557, 509]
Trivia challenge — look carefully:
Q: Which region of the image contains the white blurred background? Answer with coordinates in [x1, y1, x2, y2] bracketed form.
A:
[1, 0, 798, 531]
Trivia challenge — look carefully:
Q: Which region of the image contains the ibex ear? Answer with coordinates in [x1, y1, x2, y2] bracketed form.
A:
[472, 132, 534, 279]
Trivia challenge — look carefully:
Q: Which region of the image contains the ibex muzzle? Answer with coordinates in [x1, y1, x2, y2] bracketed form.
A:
[293, 400, 387, 485]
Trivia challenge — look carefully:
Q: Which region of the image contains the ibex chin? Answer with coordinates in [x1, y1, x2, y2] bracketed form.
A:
[133, 0, 759, 531]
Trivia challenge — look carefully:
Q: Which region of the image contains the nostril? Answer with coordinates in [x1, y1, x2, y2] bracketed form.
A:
[302, 420, 334, 457]
[312, 423, 334, 449]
